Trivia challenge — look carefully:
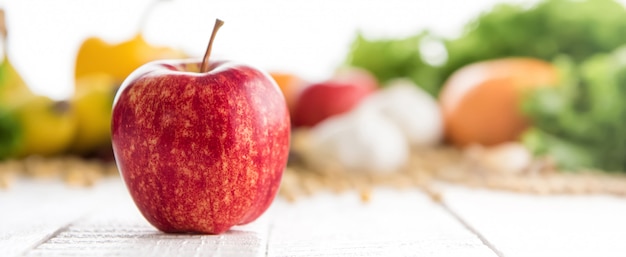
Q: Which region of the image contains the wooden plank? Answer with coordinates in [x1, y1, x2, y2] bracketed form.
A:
[441, 185, 626, 257]
[267, 188, 497, 257]
[0, 178, 122, 257]
[21, 179, 271, 257]
[6, 179, 497, 256]
[24, 218, 271, 257]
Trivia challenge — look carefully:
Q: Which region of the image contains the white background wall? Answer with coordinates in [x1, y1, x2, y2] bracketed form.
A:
[0, 0, 566, 99]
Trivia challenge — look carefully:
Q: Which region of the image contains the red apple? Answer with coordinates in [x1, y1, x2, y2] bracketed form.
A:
[111, 20, 290, 234]
[291, 68, 377, 127]
[332, 66, 379, 90]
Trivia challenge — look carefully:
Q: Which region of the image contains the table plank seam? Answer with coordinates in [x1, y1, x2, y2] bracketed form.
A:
[19, 212, 91, 257]
[264, 220, 274, 257]
[438, 199, 505, 257]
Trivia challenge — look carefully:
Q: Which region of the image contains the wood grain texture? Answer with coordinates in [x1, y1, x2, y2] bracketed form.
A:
[267, 189, 497, 257]
[9, 178, 626, 256]
[0, 179, 115, 257]
[442, 185, 626, 257]
[2, 179, 497, 257]
[20, 179, 271, 257]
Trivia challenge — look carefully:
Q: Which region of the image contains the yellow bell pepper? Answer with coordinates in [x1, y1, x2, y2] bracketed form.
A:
[74, 34, 186, 85]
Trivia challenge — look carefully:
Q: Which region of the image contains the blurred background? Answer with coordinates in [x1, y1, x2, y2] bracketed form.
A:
[1, 0, 626, 191]
[2, 0, 535, 99]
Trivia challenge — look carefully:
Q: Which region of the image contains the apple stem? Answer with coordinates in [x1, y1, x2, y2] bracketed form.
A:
[200, 19, 224, 73]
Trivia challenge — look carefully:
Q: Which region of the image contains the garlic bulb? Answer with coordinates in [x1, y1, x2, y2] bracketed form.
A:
[304, 103, 409, 174]
[367, 79, 444, 147]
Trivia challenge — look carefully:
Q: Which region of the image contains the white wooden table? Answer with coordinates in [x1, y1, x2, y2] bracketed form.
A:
[2, 177, 625, 257]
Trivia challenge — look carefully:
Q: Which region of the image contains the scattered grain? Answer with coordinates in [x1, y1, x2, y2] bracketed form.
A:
[280, 131, 626, 201]
[3, 131, 626, 201]
[359, 187, 372, 203]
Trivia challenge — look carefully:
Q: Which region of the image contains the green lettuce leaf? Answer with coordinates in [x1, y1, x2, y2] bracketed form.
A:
[523, 49, 626, 172]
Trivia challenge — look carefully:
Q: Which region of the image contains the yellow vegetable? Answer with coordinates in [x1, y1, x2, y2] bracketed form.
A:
[71, 1, 185, 155]
[70, 73, 117, 154]
[75, 34, 186, 84]
[74, 0, 186, 86]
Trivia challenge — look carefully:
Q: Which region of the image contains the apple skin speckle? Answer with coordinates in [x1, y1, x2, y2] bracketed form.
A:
[111, 60, 290, 234]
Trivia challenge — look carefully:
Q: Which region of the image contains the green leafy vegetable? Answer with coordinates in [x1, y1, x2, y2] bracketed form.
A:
[346, 0, 626, 95]
[345, 0, 626, 172]
[345, 32, 443, 95]
[522, 50, 626, 172]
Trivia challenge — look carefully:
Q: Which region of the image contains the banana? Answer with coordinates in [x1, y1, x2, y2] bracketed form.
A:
[0, 54, 36, 159]
[71, 73, 117, 154]
[0, 9, 41, 159]
[0, 56, 34, 108]
[10, 95, 77, 158]
[0, 9, 35, 109]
